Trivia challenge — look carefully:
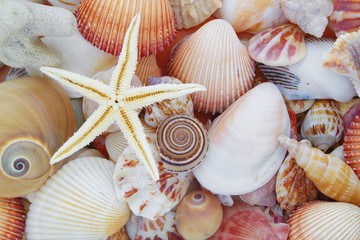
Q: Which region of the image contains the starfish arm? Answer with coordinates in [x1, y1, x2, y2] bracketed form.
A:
[124, 83, 207, 109]
[115, 107, 160, 181]
[110, 14, 140, 94]
[50, 104, 115, 164]
[40, 67, 111, 103]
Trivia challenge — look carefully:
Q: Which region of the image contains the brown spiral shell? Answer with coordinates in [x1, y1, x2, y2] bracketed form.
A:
[156, 114, 209, 172]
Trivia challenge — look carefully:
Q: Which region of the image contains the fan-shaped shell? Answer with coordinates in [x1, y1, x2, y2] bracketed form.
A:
[169, 19, 255, 114]
[248, 24, 306, 66]
[76, 0, 176, 57]
[26, 157, 131, 240]
[0, 77, 75, 198]
[343, 114, 360, 179]
[301, 100, 344, 152]
[5, 67, 28, 81]
[339, 98, 360, 117]
[194, 82, 290, 195]
[0, 197, 26, 240]
[170, 0, 222, 29]
[259, 36, 356, 102]
[135, 55, 162, 85]
[288, 201, 360, 239]
[330, 0, 360, 36]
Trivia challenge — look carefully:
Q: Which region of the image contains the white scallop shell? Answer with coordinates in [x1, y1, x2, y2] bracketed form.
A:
[26, 157, 131, 240]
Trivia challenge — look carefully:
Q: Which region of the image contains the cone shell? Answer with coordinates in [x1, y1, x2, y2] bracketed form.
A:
[288, 201, 360, 239]
[135, 55, 162, 85]
[330, 0, 360, 36]
[0, 77, 75, 198]
[170, 0, 222, 29]
[169, 19, 255, 114]
[76, 0, 177, 57]
[278, 135, 360, 206]
[343, 114, 360, 179]
[26, 157, 131, 239]
[248, 24, 306, 66]
[0, 198, 26, 240]
[301, 100, 344, 152]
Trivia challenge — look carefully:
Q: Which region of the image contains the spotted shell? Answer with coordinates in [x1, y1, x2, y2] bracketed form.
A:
[330, 0, 360, 36]
[0, 197, 26, 240]
[343, 114, 360, 179]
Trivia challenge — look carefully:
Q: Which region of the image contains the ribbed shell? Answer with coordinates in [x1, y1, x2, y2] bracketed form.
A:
[0, 198, 26, 240]
[343, 114, 360, 179]
[135, 55, 162, 85]
[169, 19, 255, 114]
[76, 0, 177, 57]
[5, 68, 28, 81]
[26, 157, 131, 240]
[288, 201, 360, 240]
[330, 0, 360, 36]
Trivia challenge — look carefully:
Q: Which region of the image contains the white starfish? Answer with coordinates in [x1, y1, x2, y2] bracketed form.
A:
[40, 14, 206, 180]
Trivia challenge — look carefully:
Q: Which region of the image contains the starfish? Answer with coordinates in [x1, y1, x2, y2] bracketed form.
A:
[40, 14, 206, 180]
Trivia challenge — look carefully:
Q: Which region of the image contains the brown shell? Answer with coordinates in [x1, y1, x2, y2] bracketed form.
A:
[0, 197, 26, 240]
[343, 114, 360, 179]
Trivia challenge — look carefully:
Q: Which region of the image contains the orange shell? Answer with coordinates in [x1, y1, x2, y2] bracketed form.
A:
[135, 55, 162, 85]
[343, 114, 360, 179]
[0, 198, 25, 240]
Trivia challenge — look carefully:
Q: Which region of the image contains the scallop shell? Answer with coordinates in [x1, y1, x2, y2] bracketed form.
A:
[278, 135, 360, 206]
[175, 190, 223, 240]
[214, 0, 288, 33]
[0, 77, 75, 198]
[330, 0, 360, 36]
[5, 67, 28, 81]
[248, 24, 306, 66]
[76, 0, 176, 57]
[48, 0, 81, 12]
[145, 77, 194, 128]
[170, 0, 222, 29]
[281, 0, 333, 37]
[259, 36, 356, 102]
[113, 133, 194, 220]
[135, 55, 162, 85]
[288, 201, 360, 239]
[287, 99, 315, 114]
[194, 82, 290, 195]
[301, 100, 344, 152]
[169, 19, 255, 114]
[343, 114, 360, 179]
[26, 157, 131, 240]
[0, 197, 26, 240]
[276, 140, 318, 213]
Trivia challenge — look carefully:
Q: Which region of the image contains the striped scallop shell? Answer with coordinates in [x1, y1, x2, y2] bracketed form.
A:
[0, 198, 25, 240]
[169, 19, 255, 114]
[26, 157, 131, 240]
[170, 0, 222, 29]
[248, 24, 306, 66]
[76, 0, 176, 57]
[330, 0, 360, 36]
[288, 201, 360, 239]
[135, 55, 162, 85]
[343, 114, 360, 179]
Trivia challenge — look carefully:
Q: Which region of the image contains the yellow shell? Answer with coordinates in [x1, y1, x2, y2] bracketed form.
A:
[0, 77, 75, 198]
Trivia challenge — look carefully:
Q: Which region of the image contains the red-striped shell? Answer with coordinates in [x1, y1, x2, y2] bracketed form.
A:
[0, 198, 26, 240]
[343, 114, 360, 179]
[248, 24, 306, 66]
[76, 0, 177, 57]
[330, 0, 360, 36]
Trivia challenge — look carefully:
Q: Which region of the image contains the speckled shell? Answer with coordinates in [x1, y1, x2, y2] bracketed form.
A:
[330, 0, 360, 36]
[287, 99, 315, 114]
[169, 19, 255, 114]
[113, 134, 194, 220]
[135, 55, 162, 85]
[343, 114, 360, 179]
[76, 0, 176, 57]
[248, 24, 306, 66]
[26, 157, 131, 240]
[0, 197, 26, 240]
[301, 100, 343, 152]
[145, 77, 194, 128]
[170, 0, 222, 29]
[278, 135, 360, 206]
[288, 201, 360, 239]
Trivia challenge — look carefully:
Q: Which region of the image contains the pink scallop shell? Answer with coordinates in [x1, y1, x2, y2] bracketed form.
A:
[330, 0, 360, 36]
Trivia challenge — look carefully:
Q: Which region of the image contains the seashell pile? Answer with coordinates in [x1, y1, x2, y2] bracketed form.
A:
[2, 0, 360, 239]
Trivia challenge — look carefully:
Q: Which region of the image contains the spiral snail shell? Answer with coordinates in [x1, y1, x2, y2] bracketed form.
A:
[156, 114, 209, 173]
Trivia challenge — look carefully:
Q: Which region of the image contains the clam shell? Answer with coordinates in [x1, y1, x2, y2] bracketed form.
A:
[194, 82, 290, 195]
[343, 114, 360, 179]
[288, 201, 360, 239]
[259, 36, 356, 102]
[26, 157, 131, 240]
[248, 24, 306, 66]
[301, 100, 344, 152]
[135, 55, 162, 85]
[0, 198, 26, 240]
[170, 0, 222, 29]
[169, 19, 255, 114]
[330, 0, 360, 36]
[76, 0, 176, 57]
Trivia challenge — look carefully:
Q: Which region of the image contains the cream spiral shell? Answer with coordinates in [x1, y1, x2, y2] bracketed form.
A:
[156, 114, 209, 172]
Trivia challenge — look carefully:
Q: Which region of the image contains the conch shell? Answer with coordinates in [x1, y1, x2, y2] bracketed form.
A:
[0, 77, 75, 198]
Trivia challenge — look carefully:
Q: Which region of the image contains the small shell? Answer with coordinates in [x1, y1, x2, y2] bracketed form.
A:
[343, 114, 360, 179]
[0, 197, 26, 240]
[248, 24, 306, 66]
[26, 157, 131, 240]
[287, 99, 315, 114]
[145, 77, 194, 128]
[330, 0, 360, 36]
[76, 0, 176, 57]
[239, 175, 276, 207]
[259, 36, 356, 102]
[169, 19, 255, 114]
[301, 100, 344, 152]
[170, 0, 222, 29]
[281, 0, 333, 37]
[338, 98, 360, 117]
[107, 228, 129, 240]
[175, 190, 223, 240]
[5, 68, 28, 81]
[288, 201, 360, 239]
[135, 55, 162, 85]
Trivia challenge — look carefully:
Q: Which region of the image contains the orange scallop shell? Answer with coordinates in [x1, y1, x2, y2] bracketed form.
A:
[343, 114, 360, 179]
[0, 198, 25, 240]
